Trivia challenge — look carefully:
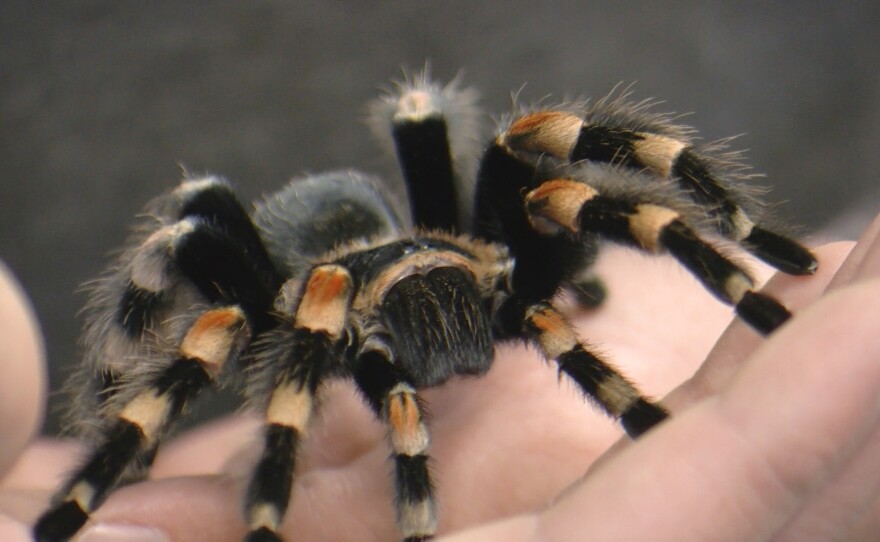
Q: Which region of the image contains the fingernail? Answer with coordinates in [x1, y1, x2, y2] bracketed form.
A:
[78, 523, 170, 542]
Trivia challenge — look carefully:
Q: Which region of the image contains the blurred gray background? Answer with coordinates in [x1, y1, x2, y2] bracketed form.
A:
[2, 1, 878, 434]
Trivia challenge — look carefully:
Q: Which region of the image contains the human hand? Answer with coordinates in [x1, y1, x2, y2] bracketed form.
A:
[0, 262, 47, 539]
[2, 214, 879, 541]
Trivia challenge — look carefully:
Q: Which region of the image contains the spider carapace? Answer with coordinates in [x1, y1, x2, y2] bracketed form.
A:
[34, 72, 817, 542]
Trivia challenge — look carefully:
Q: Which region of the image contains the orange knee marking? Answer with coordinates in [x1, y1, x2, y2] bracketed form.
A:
[529, 307, 566, 335]
[180, 307, 248, 373]
[528, 306, 578, 359]
[189, 307, 245, 336]
[305, 266, 351, 304]
[503, 111, 582, 158]
[295, 265, 353, 336]
[508, 111, 575, 137]
[525, 179, 597, 234]
[388, 389, 428, 456]
[389, 392, 420, 435]
[509, 111, 566, 133]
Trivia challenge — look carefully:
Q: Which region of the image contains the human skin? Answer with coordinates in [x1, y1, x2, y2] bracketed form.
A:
[1, 214, 879, 541]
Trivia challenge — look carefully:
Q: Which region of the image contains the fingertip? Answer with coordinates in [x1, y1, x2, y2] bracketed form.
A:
[0, 438, 83, 491]
[0, 261, 47, 477]
[541, 279, 880, 541]
[827, 212, 880, 289]
[86, 477, 246, 542]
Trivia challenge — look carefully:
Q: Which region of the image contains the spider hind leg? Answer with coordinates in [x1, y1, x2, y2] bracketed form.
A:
[244, 265, 354, 541]
[34, 307, 249, 542]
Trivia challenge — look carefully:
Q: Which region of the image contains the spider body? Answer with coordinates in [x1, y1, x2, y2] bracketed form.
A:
[35, 73, 817, 542]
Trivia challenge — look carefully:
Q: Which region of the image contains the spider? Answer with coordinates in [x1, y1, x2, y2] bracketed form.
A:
[34, 72, 817, 542]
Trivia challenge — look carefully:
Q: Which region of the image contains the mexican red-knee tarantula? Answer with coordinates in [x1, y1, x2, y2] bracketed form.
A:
[34, 72, 817, 542]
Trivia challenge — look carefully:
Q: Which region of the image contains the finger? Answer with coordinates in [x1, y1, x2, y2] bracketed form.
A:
[826, 212, 880, 290]
[769, 216, 880, 540]
[599, 241, 852, 467]
[78, 477, 243, 542]
[78, 452, 397, 542]
[845, 494, 880, 541]
[293, 379, 384, 471]
[0, 262, 46, 477]
[151, 415, 261, 479]
[536, 278, 880, 541]
[80, 347, 617, 542]
[669, 241, 853, 408]
[436, 515, 538, 542]
[0, 440, 83, 538]
[526, 242, 788, 475]
[425, 343, 621, 531]
[775, 423, 880, 540]
[0, 438, 82, 491]
[572, 246, 734, 393]
[155, 380, 383, 480]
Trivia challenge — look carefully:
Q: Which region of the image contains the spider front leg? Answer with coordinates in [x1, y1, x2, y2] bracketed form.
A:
[352, 346, 437, 542]
[524, 177, 794, 335]
[243, 265, 354, 542]
[523, 302, 669, 438]
[502, 108, 819, 276]
[34, 306, 249, 542]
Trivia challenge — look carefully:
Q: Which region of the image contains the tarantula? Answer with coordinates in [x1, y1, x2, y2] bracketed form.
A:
[34, 72, 816, 542]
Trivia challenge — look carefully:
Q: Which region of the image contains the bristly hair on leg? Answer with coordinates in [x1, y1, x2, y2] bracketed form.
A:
[35, 67, 820, 542]
[369, 65, 483, 230]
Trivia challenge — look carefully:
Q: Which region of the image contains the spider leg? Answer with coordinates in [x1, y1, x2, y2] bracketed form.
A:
[494, 296, 668, 439]
[37, 177, 285, 542]
[388, 85, 459, 232]
[567, 268, 607, 308]
[67, 186, 275, 439]
[34, 306, 249, 542]
[174, 177, 285, 290]
[371, 72, 481, 232]
[524, 178, 791, 335]
[243, 265, 354, 542]
[171, 180, 284, 334]
[501, 110, 818, 276]
[352, 347, 437, 542]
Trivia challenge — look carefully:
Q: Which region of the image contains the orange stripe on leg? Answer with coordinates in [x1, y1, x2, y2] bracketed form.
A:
[180, 306, 248, 375]
[526, 304, 579, 359]
[294, 264, 354, 336]
[525, 179, 598, 235]
[388, 384, 429, 456]
[502, 111, 583, 158]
